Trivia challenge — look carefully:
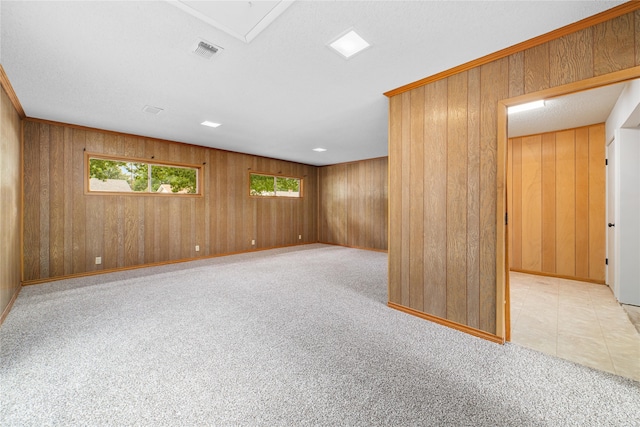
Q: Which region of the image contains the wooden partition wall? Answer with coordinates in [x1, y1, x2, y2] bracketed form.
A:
[0, 72, 23, 320]
[508, 125, 606, 283]
[386, 6, 640, 339]
[22, 120, 318, 283]
[318, 157, 388, 251]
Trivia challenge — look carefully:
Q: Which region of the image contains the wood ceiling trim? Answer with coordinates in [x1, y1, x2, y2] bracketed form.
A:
[384, 1, 640, 97]
[0, 64, 26, 119]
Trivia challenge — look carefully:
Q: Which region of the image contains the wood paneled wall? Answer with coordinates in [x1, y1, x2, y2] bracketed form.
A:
[22, 120, 318, 282]
[508, 125, 606, 283]
[388, 9, 640, 336]
[0, 83, 22, 319]
[318, 157, 388, 250]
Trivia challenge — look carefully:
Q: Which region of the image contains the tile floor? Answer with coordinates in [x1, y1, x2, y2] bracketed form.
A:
[510, 272, 640, 382]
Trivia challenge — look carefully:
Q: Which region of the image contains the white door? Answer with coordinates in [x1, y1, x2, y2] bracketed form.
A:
[606, 138, 616, 295]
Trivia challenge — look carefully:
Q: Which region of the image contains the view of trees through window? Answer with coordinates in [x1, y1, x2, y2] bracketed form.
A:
[250, 173, 301, 197]
[89, 158, 198, 194]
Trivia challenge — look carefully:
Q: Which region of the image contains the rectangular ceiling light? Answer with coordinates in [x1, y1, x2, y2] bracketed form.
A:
[508, 100, 545, 114]
[312, 148, 327, 152]
[201, 121, 221, 128]
[329, 29, 370, 59]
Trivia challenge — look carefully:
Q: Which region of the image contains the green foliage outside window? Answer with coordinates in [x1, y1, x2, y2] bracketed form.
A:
[89, 157, 197, 194]
[250, 173, 301, 197]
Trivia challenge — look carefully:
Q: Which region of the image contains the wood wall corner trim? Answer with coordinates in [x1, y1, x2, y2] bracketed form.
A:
[0, 286, 21, 327]
[0, 64, 26, 119]
[387, 301, 505, 344]
[383, 1, 640, 97]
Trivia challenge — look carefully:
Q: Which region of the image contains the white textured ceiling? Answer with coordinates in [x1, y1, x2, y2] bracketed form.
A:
[0, 1, 625, 166]
[508, 82, 629, 138]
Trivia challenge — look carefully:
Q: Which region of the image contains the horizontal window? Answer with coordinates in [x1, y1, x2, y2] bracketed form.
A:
[87, 155, 200, 195]
[249, 173, 302, 198]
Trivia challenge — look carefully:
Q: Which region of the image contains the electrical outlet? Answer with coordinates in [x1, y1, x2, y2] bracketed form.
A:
[251, 239, 256, 245]
[298, 235, 302, 240]
[195, 245, 200, 252]
[95, 256, 102, 265]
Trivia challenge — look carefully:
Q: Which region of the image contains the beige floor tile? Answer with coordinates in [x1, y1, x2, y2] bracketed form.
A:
[509, 272, 639, 381]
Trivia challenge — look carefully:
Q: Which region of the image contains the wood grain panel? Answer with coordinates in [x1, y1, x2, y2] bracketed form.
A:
[446, 72, 468, 324]
[479, 57, 508, 334]
[549, 29, 594, 87]
[510, 138, 522, 270]
[524, 44, 550, 94]
[555, 130, 576, 276]
[593, 13, 635, 76]
[0, 84, 22, 320]
[636, 10, 640, 66]
[508, 52, 525, 97]
[466, 67, 481, 329]
[401, 92, 411, 307]
[389, 95, 402, 304]
[574, 128, 590, 278]
[22, 119, 319, 282]
[541, 133, 556, 273]
[423, 79, 448, 319]
[521, 136, 542, 271]
[410, 88, 425, 311]
[588, 124, 606, 281]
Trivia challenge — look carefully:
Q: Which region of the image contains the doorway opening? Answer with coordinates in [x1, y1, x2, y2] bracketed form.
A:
[497, 68, 640, 380]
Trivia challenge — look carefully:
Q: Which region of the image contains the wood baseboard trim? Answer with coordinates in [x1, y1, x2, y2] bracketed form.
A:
[21, 242, 318, 286]
[0, 286, 21, 327]
[318, 241, 388, 253]
[387, 302, 505, 344]
[509, 269, 606, 285]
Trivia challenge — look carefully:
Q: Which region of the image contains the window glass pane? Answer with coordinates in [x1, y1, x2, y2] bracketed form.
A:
[151, 165, 197, 194]
[276, 177, 300, 197]
[89, 157, 198, 194]
[250, 174, 275, 196]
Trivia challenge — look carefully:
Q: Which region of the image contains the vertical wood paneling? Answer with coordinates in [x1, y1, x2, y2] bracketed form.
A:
[511, 138, 522, 270]
[521, 135, 542, 271]
[410, 88, 424, 311]
[22, 120, 319, 282]
[387, 10, 638, 337]
[574, 128, 590, 278]
[0, 85, 22, 317]
[446, 72, 468, 324]
[555, 130, 576, 276]
[466, 67, 481, 329]
[479, 57, 508, 334]
[423, 79, 448, 319]
[593, 14, 635, 76]
[317, 157, 388, 251]
[588, 124, 606, 281]
[541, 133, 556, 273]
[389, 96, 402, 304]
[400, 93, 411, 307]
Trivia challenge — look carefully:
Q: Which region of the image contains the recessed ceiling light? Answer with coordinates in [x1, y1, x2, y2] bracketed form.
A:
[142, 105, 163, 115]
[508, 100, 545, 114]
[328, 29, 370, 59]
[201, 121, 221, 128]
[313, 148, 327, 152]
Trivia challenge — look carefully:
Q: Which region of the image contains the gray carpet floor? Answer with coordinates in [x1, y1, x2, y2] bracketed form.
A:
[1, 244, 639, 426]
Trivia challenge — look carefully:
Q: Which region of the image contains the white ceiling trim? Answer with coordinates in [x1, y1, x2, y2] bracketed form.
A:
[166, 0, 295, 43]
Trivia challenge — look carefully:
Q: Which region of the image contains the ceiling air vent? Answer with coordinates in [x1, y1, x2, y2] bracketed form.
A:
[192, 40, 223, 60]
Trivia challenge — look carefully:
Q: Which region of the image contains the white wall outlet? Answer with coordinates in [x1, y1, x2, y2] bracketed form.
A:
[251, 239, 256, 245]
[298, 235, 302, 240]
[195, 245, 200, 252]
[95, 256, 102, 265]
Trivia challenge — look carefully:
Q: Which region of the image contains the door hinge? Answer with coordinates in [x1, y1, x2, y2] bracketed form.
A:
[606, 159, 608, 166]
[505, 212, 508, 225]
[606, 258, 608, 265]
